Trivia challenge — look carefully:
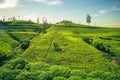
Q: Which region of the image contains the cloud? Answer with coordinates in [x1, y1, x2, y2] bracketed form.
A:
[112, 0, 120, 11]
[19, 5, 24, 8]
[98, 10, 108, 14]
[33, 0, 62, 5]
[92, 9, 108, 17]
[113, 0, 120, 8]
[23, 12, 38, 21]
[92, 0, 120, 17]
[0, 0, 18, 9]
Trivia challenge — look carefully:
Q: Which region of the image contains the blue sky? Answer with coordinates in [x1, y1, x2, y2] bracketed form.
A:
[0, 0, 120, 27]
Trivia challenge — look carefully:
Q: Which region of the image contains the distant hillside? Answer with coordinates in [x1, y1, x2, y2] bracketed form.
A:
[0, 20, 35, 26]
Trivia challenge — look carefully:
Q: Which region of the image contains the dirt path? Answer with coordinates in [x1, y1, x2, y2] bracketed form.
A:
[45, 26, 58, 58]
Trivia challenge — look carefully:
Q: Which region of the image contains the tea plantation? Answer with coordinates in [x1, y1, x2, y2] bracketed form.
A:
[0, 21, 120, 80]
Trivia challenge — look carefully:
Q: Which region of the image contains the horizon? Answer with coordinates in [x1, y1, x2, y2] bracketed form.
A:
[0, 0, 120, 27]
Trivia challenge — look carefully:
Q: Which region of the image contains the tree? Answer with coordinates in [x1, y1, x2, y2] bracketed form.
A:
[3, 16, 5, 22]
[37, 17, 39, 24]
[42, 17, 48, 33]
[86, 14, 91, 25]
[13, 17, 16, 21]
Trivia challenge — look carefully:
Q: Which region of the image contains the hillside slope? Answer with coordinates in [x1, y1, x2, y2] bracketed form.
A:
[0, 21, 120, 79]
[0, 30, 19, 54]
[23, 25, 120, 73]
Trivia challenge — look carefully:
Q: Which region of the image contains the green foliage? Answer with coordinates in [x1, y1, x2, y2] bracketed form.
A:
[39, 71, 54, 80]
[93, 42, 111, 53]
[0, 69, 21, 80]
[21, 41, 30, 50]
[53, 77, 66, 80]
[109, 74, 120, 80]
[83, 37, 93, 44]
[88, 71, 120, 80]
[68, 76, 83, 80]
[9, 32, 37, 42]
[23, 26, 120, 74]
[0, 52, 6, 66]
[71, 70, 86, 79]
[50, 66, 71, 78]
[25, 62, 50, 71]
[54, 43, 61, 51]
[86, 78, 101, 80]
[86, 14, 91, 24]
[3, 58, 28, 69]
[9, 33, 20, 42]
[83, 37, 111, 54]
[0, 30, 19, 53]
[0, 21, 120, 80]
[56, 20, 73, 26]
[89, 71, 108, 80]
[16, 71, 40, 80]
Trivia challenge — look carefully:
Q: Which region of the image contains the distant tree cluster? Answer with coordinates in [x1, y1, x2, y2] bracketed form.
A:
[56, 20, 72, 26]
[1, 16, 17, 22]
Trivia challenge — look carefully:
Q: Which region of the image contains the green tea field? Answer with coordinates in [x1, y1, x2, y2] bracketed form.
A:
[0, 21, 120, 80]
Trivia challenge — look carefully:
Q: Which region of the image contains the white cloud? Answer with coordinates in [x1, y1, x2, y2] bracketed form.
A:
[98, 10, 107, 14]
[34, 0, 62, 5]
[92, 9, 108, 17]
[23, 12, 38, 21]
[0, 0, 18, 9]
[19, 5, 24, 8]
[92, 1, 120, 17]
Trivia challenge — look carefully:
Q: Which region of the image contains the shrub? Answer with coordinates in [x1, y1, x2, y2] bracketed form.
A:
[38, 71, 53, 80]
[6, 52, 15, 60]
[21, 41, 30, 50]
[89, 71, 110, 80]
[71, 70, 86, 79]
[39, 66, 71, 80]
[93, 42, 111, 53]
[0, 69, 21, 80]
[53, 77, 66, 80]
[54, 43, 61, 51]
[16, 71, 40, 80]
[9, 33, 20, 42]
[50, 66, 71, 78]
[0, 52, 6, 66]
[3, 58, 28, 69]
[86, 77, 101, 80]
[83, 37, 93, 44]
[25, 62, 50, 71]
[108, 73, 120, 80]
[68, 76, 83, 80]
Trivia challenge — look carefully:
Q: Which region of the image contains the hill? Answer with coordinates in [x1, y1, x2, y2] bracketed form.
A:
[0, 30, 19, 54]
[0, 21, 120, 80]
[23, 25, 120, 72]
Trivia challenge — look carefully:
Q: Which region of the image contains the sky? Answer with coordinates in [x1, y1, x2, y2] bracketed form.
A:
[0, 0, 120, 27]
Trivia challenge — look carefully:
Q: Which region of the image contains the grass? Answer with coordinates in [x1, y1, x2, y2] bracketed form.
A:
[9, 32, 37, 42]
[23, 25, 120, 73]
[0, 21, 120, 79]
[0, 30, 19, 54]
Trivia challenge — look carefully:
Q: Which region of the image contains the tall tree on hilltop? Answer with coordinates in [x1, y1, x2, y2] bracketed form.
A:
[86, 14, 91, 25]
[37, 17, 39, 24]
[3, 16, 5, 22]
